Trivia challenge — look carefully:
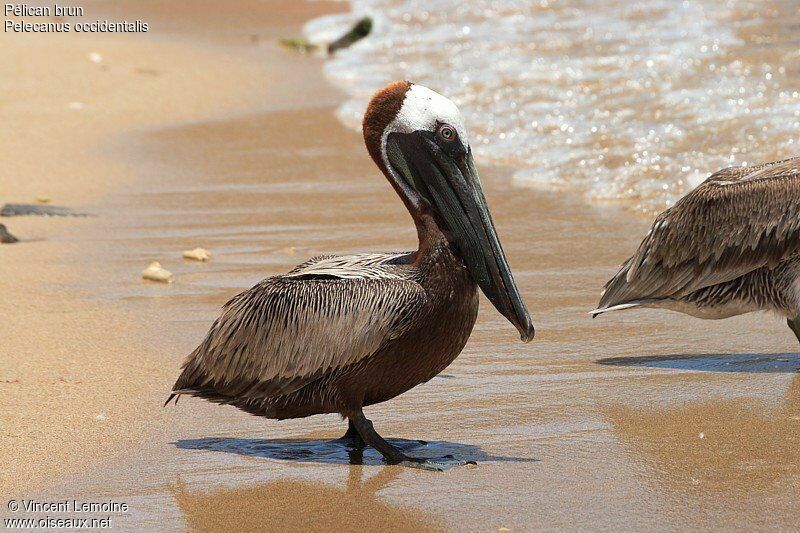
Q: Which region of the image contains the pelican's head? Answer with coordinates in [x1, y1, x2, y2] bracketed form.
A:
[362, 81, 534, 343]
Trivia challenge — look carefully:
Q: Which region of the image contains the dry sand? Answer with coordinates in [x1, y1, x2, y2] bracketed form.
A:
[1, 0, 798, 530]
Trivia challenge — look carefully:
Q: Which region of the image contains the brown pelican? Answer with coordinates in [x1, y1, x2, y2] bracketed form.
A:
[593, 157, 800, 342]
[167, 81, 534, 470]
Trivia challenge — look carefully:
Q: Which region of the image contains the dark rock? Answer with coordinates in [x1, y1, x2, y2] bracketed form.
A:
[0, 203, 90, 217]
[0, 224, 18, 243]
[327, 17, 372, 54]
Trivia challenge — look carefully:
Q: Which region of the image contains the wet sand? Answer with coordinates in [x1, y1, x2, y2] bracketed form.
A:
[2, 0, 799, 530]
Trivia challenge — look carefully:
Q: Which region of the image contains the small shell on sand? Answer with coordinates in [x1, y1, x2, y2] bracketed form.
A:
[183, 247, 211, 262]
[142, 261, 173, 283]
[68, 102, 84, 110]
[35, 196, 51, 204]
[283, 247, 296, 254]
[88, 52, 103, 64]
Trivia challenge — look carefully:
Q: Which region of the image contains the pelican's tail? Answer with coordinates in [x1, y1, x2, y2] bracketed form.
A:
[164, 393, 179, 407]
[590, 299, 658, 317]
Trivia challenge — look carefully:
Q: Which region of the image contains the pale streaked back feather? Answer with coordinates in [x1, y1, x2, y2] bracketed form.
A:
[286, 252, 411, 280]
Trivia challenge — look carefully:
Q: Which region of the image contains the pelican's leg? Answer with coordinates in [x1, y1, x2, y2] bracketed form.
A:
[349, 411, 474, 472]
[337, 419, 365, 449]
[787, 317, 800, 344]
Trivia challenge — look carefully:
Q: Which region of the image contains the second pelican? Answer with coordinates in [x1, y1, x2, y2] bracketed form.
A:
[593, 157, 800, 344]
[166, 81, 534, 470]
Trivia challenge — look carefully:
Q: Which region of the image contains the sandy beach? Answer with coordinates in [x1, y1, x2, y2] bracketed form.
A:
[2, 0, 798, 530]
[0, 0, 346, 500]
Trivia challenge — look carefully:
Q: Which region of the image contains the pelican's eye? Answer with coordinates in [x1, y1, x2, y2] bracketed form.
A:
[437, 124, 457, 142]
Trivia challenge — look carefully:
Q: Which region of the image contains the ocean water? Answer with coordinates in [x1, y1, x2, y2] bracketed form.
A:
[305, 0, 800, 214]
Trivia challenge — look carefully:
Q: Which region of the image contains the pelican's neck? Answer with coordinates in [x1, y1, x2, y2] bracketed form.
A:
[377, 164, 448, 263]
[386, 173, 469, 279]
[411, 210, 448, 262]
[411, 212, 473, 293]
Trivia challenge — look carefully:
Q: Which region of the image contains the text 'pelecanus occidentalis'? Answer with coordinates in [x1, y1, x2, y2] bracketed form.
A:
[167, 81, 534, 470]
[593, 157, 800, 343]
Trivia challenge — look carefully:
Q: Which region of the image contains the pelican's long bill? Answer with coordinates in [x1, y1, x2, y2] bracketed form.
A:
[386, 131, 535, 342]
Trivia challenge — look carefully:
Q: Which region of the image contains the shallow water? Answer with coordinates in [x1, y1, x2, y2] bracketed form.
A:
[307, 0, 800, 214]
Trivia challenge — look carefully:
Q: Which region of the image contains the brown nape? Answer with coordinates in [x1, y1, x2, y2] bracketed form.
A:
[361, 80, 443, 255]
[362, 80, 411, 175]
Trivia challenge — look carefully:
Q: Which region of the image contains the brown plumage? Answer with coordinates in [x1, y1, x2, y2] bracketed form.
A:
[167, 82, 534, 470]
[594, 157, 800, 342]
[170, 248, 476, 419]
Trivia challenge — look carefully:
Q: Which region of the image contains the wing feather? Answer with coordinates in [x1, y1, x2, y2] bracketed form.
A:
[597, 157, 800, 311]
[171, 274, 426, 402]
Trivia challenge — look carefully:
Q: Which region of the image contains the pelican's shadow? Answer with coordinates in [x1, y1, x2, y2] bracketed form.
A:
[175, 436, 538, 466]
[597, 352, 800, 373]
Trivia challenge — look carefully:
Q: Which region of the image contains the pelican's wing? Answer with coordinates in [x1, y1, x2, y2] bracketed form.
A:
[595, 157, 800, 312]
[169, 265, 424, 403]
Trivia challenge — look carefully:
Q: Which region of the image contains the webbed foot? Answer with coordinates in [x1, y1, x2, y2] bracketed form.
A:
[348, 411, 474, 472]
